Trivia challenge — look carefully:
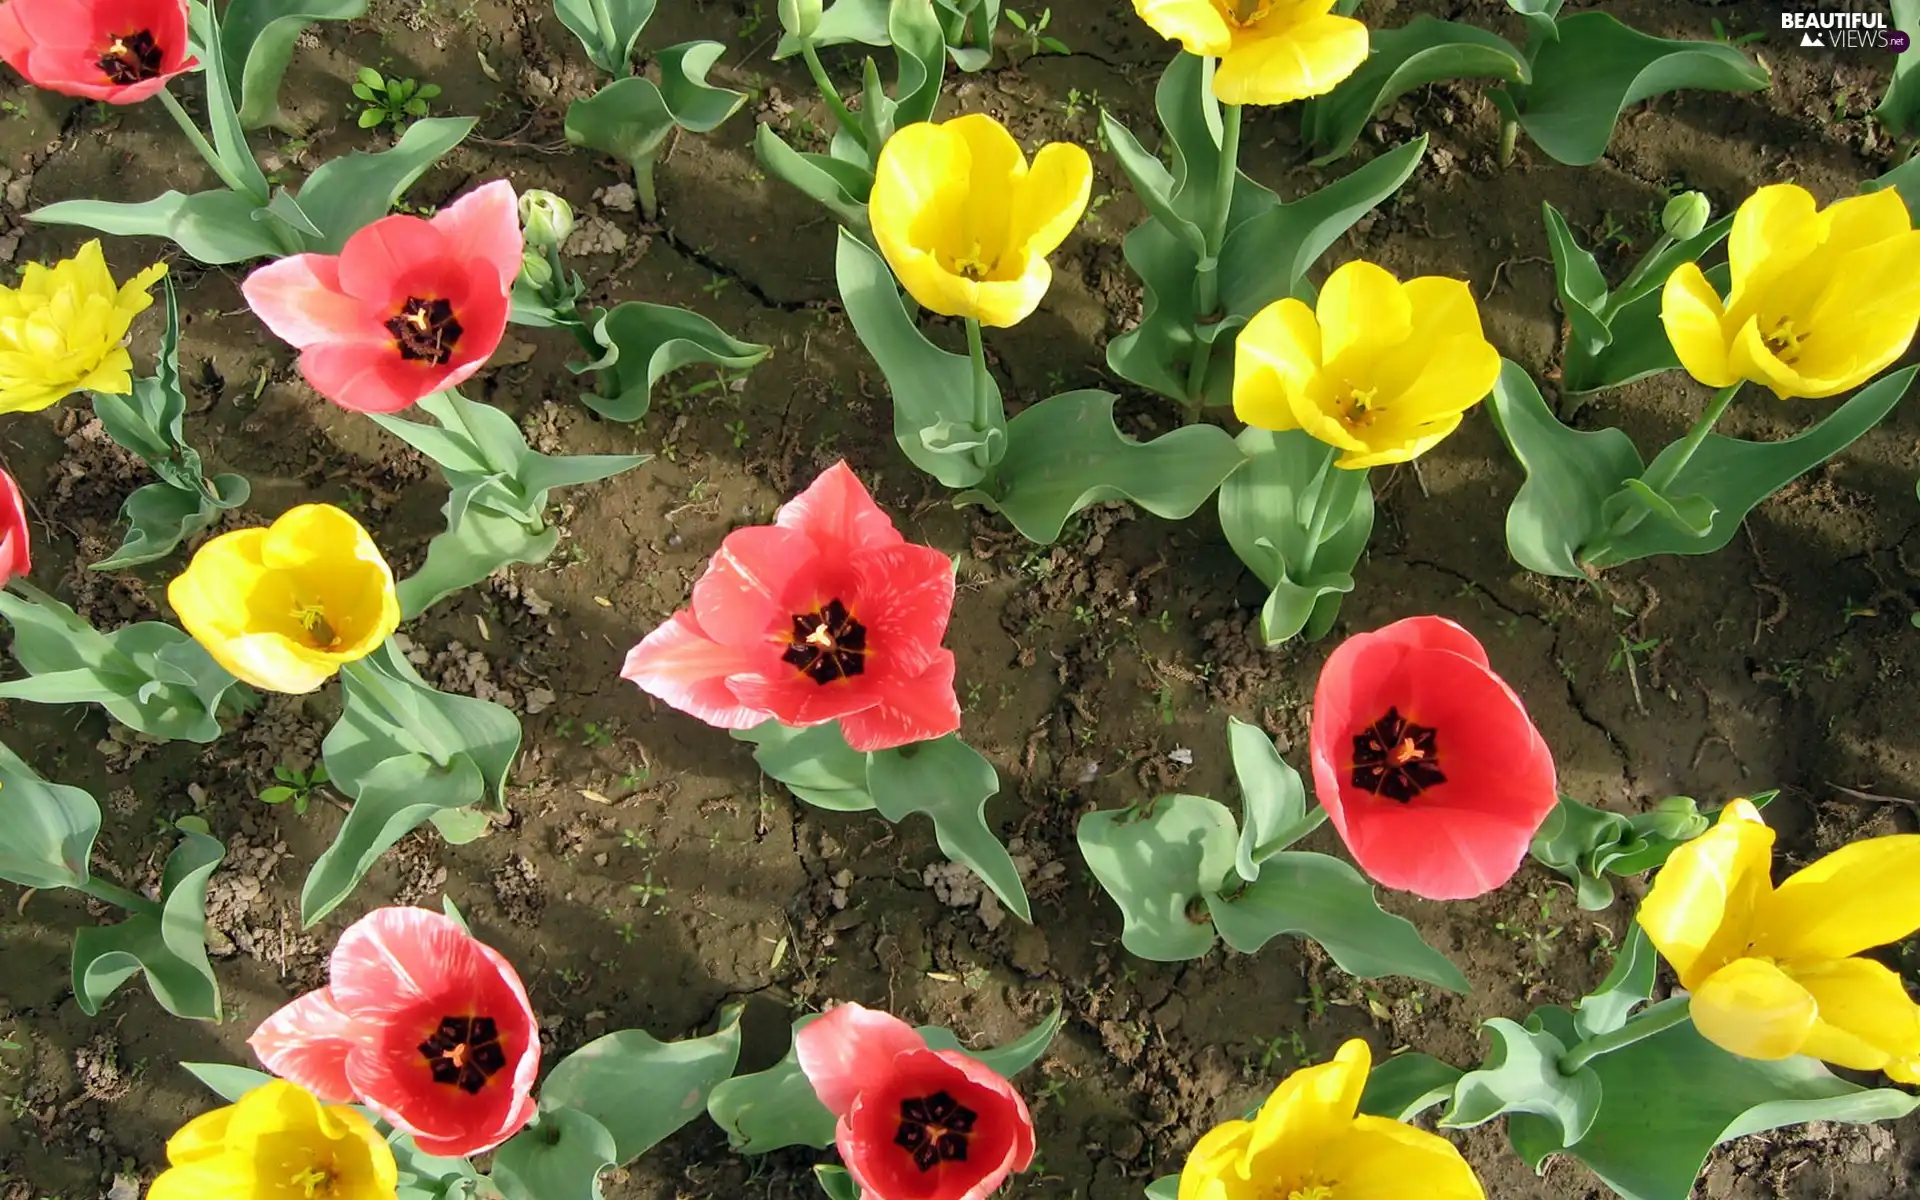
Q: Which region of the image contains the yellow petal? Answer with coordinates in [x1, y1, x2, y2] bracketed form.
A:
[1334, 412, 1462, 469]
[1789, 957, 1920, 1071]
[1316, 261, 1411, 371]
[1243, 1038, 1369, 1167]
[147, 1158, 257, 1200]
[1313, 1116, 1486, 1200]
[1727, 315, 1822, 399]
[1214, 13, 1370, 106]
[1725, 184, 1823, 310]
[870, 121, 970, 301]
[1233, 297, 1322, 431]
[1133, 0, 1233, 55]
[1885, 1055, 1920, 1085]
[1008, 142, 1093, 261]
[1759, 833, 1920, 960]
[958, 261, 1056, 329]
[163, 1103, 237, 1164]
[1177, 1118, 1256, 1200]
[1816, 188, 1913, 259]
[1689, 956, 1818, 1061]
[1660, 263, 1738, 389]
[1373, 334, 1501, 427]
[1636, 798, 1774, 988]
[942, 113, 1024, 268]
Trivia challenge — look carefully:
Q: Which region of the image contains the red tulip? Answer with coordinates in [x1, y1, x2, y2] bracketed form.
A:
[241, 180, 522, 414]
[0, 466, 28, 588]
[1309, 615, 1557, 901]
[0, 0, 196, 104]
[249, 907, 539, 1157]
[797, 1003, 1035, 1200]
[621, 461, 961, 752]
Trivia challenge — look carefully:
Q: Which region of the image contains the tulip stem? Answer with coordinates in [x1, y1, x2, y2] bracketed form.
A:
[1183, 79, 1242, 414]
[1557, 995, 1692, 1074]
[156, 88, 260, 203]
[78, 877, 162, 917]
[801, 41, 864, 151]
[964, 318, 996, 467]
[1601, 382, 1741, 545]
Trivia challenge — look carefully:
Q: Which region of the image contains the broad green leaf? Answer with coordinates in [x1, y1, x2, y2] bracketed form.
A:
[734, 722, 876, 812]
[296, 118, 477, 251]
[491, 1109, 619, 1200]
[1226, 717, 1318, 881]
[956, 390, 1245, 544]
[1143, 1179, 1179, 1200]
[1302, 19, 1527, 162]
[0, 740, 101, 889]
[193, 0, 272, 201]
[815, 1165, 860, 1200]
[967, 1006, 1062, 1078]
[72, 819, 225, 1020]
[1541, 200, 1610, 355]
[221, 0, 368, 128]
[882, 0, 946, 129]
[358, 640, 521, 807]
[1358, 1052, 1463, 1121]
[1485, 359, 1643, 579]
[1217, 427, 1372, 644]
[96, 477, 246, 569]
[1098, 108, 1202, 253]
[772, 0, 889, 57]
[1505, 0, 1564, 41]
[302, 751, 485, 925]
[30, 190, 285, 265]
[1443, 1017, 1599, 1145]
[553, 0, 655, 74]
[1574, 924, 1657, 1040]
[576, 301, 769, 422]
[564, 42, 746, 215]
[1867, 149, 1920, 214]
[1875, 0, 1920, 136]
[538, 1007, 744, 1162]
[182, 1062, 276, 1101]
[1077, 794, 1238, 962]
[704, 1014, 837, 1153]
[869, 734, 1029, 922]
[1501, 12, 1769, 166]
[835, 229, 999, 487]
[1205, 852, 1468, 991]
[395, 506, 558, 620]
[1527, 792, 1636, 911]
[753, 125, 872, 231]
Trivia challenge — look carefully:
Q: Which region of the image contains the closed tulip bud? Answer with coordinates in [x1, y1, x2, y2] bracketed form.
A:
[778, 0, 821, 39]
[519, 249, 554, 289]
[1661, 191, 1711, 240]
[517, 189, 574, 251]
[1649, 795, 1709, 841]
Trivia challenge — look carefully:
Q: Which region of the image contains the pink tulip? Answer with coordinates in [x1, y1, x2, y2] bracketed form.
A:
[0, 0, 197, 104]
[0, 466, 28, 587]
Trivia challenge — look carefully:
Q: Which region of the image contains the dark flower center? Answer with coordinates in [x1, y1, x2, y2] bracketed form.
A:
[781, 597, 867, 684]
[418, 1014, 508, 1093]
[895, 1090, 977, 1172]
[97, 30, 162, 85]
[1350, 706, 1446, 803]
[385, 297, 463, 366]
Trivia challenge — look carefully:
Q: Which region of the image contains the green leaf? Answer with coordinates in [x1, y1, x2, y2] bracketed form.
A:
[704, 1014, 837, 1153]
[815, 1165, 860, 1200]
[30, 190, 284, 265]
[1527, 792, 1636, 910]
[1485, 358, 1644, 579]
[1358, 1052, 1463, 1121]
[753, 125, 872, 231]
[491, 1109, 619, 1200]
[576, 301, 768, 422]
[1443, 1017, 1600, 1146]
[1867, 151, 1920, 215]
[395, 503, 559, 620]
[222, 0, 369, 128]
[880, 0, 946, 129]
[72, 820, 225, 1020]
[552, 0, 655, 75]
[834, 229, 999, 487]
[1205, 852, 1469, 991]
[1217, 427, 1372, 644]
[95, 479, 240, 570]
[733, 722, 876, 812]
[1587, 368, 1917, 567]
[564, 42, 746, 216]
[1226, 716, 1318, 881]
[1875, 0, 1920, 135]
[1098, 108, 1202, 253]
[0, 740, 101, 889]
[771, 0, 889, 58]
[357, 107, 388, 129]
[1540, 201, 1611, 356]
[537, 1007, 744, 1162]
[967, 1006, 1062, 1078]
[869, 734, 1029, 922]
[1144, 1177, 1179, 1200]
[192, 0, 272, 201]
[182, 1062, 276, 1101]
[259, 786, 297, 805]
[1076, 794, 1239, 962]
[1574, 924, 1657, 1040]
[302, 751, 485, 926]
[956, 390, 1245, 543]
[1501, 11, 1769, 166]
[296, 117, 476, 250]
[1301, 19, 1527, 162]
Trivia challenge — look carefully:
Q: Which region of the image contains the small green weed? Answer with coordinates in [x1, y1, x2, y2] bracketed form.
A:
[352, 67, 440, 133]
[260, 763, 329, 816]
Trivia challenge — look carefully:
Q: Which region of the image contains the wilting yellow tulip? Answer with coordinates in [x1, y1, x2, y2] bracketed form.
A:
[868, 114, 1092, 329]
[1637, 799, 1920, 1073]
[1661, 184, 1920, 399]
[1178, 1039, 1483, 1200]
[168, 504, 401, 694]
[1133, 0, 1367, 106]
[1233, 260, 1501, 468]
[0, 240, 165, 415]
[149, 1080, 397, 1200]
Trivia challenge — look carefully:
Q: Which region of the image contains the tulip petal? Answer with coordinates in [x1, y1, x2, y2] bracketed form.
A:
[250, 988, 359, 1103]
[944, 113, 1023, 265]
[328, 906, 473, 1019]
[845, 542, 957, 665]
[0, 4, 31, 74]
[1790, 957, 1920, 1071]
[337, 213, 457, 305]
[161, 1103, 237, 1164]
[1725, 184, 1822, 308]
[1759, 832, 1920, 960]
[776, 461, 905, 557]
[1244, 1038, 1369, 1164]
[1008, 141, 1093, 261]
[1689, 956, 1819, 1061]
[1660, 263, 1738, 390]
[1177, 1118, 1255, 1200]
[429, 180, 524, 290]
[692, 525, 818, 647]
[1317, 260, 1413, 371]
[621, 611, 775, 730]
[795, 1002, 928, 1117]
[1132, 0, 1233, 55]
[1313, 1116, 1487, 1200]
[838, 650, 961, 751]
[966, 261, 1057, 328]
[1233, 297, 1322, 431]
[1636, 799, 1774, 988]
[241, 255, 374, 349]
[297, 342, 438, 413]
[1214, 12, 1370, 106]
[1816, 188, 1913, 259]
[1370, 615, 1492, 670]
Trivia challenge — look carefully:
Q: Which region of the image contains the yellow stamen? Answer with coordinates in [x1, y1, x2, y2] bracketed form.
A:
[1763, 319, 1805, 364]
[291, 1167, 332, 1198]
[1287, 1188, 1335, 1200]
[805, 625, 836, 649]
[1226, 0, 1275, 26]
[294, 603, 337, 649]
[1342, 385, 1378, 428]
[1388, 737, 1422, 766]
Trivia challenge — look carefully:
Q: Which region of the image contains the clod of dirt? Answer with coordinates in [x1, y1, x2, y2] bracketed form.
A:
[72, 1036, 130, 1104]
[565, 214, 629, 256]
[491, 854, 546, 927]
[594, 183, 636, 213]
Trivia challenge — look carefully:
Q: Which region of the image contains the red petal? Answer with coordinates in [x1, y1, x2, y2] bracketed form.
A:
[795, 1002, 926, 1116]
[838, 651, 960, 752]
[838, 1048, 1032, 1200]
[691, 525, 818, 647]
[1368, 613, 1490, 669]
[297, 343, 437, 413]
[336, 213, 457, 306]
[776, 462, 904, 558]
[0, 467, 29, 586]
[0, 4, 32, 73]
[844, 544, 956, 678]
[242, 254, 372, 349]
[329, 907, 481, 1019]
[429, 180, 524, 292]
[621, 611, 775, 729]
[248, 988, 358, 1103]
[726, 669, 877, 728]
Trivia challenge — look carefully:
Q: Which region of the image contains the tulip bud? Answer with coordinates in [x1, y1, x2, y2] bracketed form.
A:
[1661, 191, 1711, 241]
[1649, 795, 1709, 842]
[519, 249, 554, 290]
[518, 190, 574, 252]
[778, 0, 822, 39]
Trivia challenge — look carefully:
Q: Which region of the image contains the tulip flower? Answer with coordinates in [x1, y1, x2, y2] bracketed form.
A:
[1309, 616, 1557, 900]
[242, 180, 522, 413]
[1234, 260, 1501, 469]
[1131, 0, 1367, 106]
[167, 503, 401, 695]
[868, 114, 1092, 329]
[251, 906, 540, 1157]
[1662, 184, 1920, 400]
[0, 0, 197, 104]
[0, 466, 28, 588]
[796, 1002, 1035, 1200]
[1176, 1038, 1483, 1200]
[147, 1079, 397, 1200]
[1638, 799, 1920, 1073]
[0, 240, 166, 415]
[622, 461, 962, 752]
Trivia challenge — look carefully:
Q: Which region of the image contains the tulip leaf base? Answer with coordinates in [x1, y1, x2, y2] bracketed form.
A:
[1492, 361, 1918, 578]
[563, 42, 748, 218]
[304, 640, 522, 925]
[735, 723, 1032, 922]
[1217, 428, 1373, 644]
[552, 0, 658, 76]
[1076, 720, 1466, 991]
[0, 580, 253, 742]
[1528, 792, 1767, 911]
[706, 1007, 1061, 1153]
[221, 0, 371, 130]
[574, 301, 770, 423]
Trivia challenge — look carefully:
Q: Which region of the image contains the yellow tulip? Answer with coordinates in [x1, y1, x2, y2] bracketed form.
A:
[148, 1080, 397, 1200]
[1233, 260, 1501, 468]
[1637, 799, 1920, 1073]
[1132, 0, 1367, 106]
[1177, 1039, 1484, 1200]
[868, 115, 1092, 329]
[168, 504, 401, 694]
[1661, 184, 1920, 399]
[0, 240, 166, 415]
